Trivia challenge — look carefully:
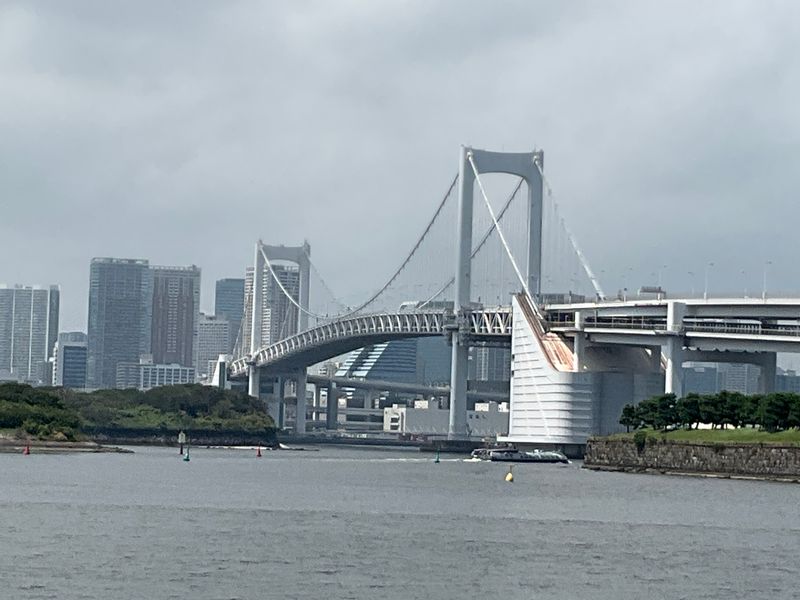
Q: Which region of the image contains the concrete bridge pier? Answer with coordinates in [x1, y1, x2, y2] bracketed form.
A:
[312, 385, 323, 422]
[664, 338, 684, 398]
[295, 368, 307, 434]
[247, 365, 260, 399]
[326, 381, 338, 430]
[758, 353, 777, 395]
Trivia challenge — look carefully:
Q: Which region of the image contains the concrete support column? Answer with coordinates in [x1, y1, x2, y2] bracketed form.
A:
[275, 375, 286, 429]
[667, 301, 686, 333]
[449, 338, 469, 439]
[326, 382, 338, 430]
[664, 337, 684, 398]
[267, 376, 280, 427]
[759, 353, 777, 394]
[295, 368, 307, 434]
[363, 389, 376, 410]
[313, 385, 322, 422]
[573, 334, 587, 372]
[247, 365, 260, 399]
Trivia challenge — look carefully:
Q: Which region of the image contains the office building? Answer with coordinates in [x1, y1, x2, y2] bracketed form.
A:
[0, 284, 59, 383]
[336, 339, 418, 383]
[115, 355, 195, 390]
[472, 346, 511, 382]
[214, 278, 245, 352]
[717, 363, 760, 395]
[52, 331, 87, 389]
[415, 337, 451, 385]
[87, 258, 152, 389]
[197, 312, 230, 380]
[150, 265, 200, 371]
[777, 368, 800, 393]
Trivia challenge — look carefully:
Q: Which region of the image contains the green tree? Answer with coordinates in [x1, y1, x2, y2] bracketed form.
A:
[619, 404, 640, 432]
[676, 393, 701, 429]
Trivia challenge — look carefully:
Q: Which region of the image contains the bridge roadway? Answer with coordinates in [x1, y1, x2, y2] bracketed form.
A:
[230, 298, 800, 380]
[545, 297, 800, 354]
[305, 373, 509, 402]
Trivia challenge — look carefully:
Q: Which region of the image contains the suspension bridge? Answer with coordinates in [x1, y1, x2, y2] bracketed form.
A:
[219, 146, 800, 448]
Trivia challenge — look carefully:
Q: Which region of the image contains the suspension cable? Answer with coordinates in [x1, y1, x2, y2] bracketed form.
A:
[417, 177, 524, 309]
[534, 161, 606, 301]
[258, 173, 460, 322]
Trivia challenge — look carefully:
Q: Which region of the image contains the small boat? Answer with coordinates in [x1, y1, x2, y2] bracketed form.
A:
[470, 445, 569, 464]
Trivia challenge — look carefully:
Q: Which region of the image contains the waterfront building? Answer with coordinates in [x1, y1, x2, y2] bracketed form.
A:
[115, 355, 195, 390]
[415, 337, 451, 385]
[383, 400, 509, 438]
[150, 265, 200, 372]
[197, 312, 230, 381]
[717, 363, 760, 395]
[0, 284, 60, 383]
[336, 339, 418, 383]
[87, 258, 152, 389]
[683, 363, 720, 395]
[776, 368, 800, 392]
[472, 346, 511, 382]
[214, 278, 245, 352]
[52, 331, 87, 389]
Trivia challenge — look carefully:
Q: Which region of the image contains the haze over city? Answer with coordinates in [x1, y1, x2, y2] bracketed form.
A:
[3, 1, 800, 332]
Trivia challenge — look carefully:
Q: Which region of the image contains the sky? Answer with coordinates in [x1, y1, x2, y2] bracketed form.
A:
[2, 0, 800, 333]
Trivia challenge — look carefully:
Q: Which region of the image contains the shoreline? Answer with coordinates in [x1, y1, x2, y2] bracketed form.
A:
[0, 438, 132, 454]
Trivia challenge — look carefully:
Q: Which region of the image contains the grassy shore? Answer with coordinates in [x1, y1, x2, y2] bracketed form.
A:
[608, 428, 800, 445]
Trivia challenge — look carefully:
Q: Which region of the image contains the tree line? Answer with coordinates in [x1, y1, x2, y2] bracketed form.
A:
[620, 391, 800, 433]
[0, 382, 275, 439]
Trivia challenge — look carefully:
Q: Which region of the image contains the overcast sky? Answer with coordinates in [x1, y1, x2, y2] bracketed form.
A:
[2, 1, 800, 332]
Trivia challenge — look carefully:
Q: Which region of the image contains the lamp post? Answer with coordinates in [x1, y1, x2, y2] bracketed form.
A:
[703, 262, 714, 301]
[740, 269, 747, 298]
[658, 264, 667, 288]
[762, 260, 772, 300]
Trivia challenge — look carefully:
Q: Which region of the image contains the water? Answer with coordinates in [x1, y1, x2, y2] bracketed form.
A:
[1, 446, 798, 599]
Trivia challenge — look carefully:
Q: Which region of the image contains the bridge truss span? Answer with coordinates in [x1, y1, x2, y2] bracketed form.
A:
[228, 307, 513, 378]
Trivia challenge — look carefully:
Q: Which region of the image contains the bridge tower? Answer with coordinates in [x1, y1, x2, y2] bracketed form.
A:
[248, 241, 312, 433]
[449, 147, 544, 439]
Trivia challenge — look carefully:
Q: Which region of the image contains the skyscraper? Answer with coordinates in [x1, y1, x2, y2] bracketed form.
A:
[150, 265, 200, 370]
[0, 284, 59, 383]
[52, 331, 87, 389]
[215, 278, 244, 352]
[197, 312, 230, 380]
[87, 258, 152, 389]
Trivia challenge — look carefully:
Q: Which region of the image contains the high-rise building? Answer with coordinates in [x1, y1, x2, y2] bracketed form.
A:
[52, 331, 87, 389]
[416, 337, 452, 385]
[215, 278, 244, 352]
[336, 339, 418, 383]
[150, 265, 200, 371]
[197, 312, 230, 380]
[472, 346, 511, 382]
[87, 258, 152, 389]
[717, 363, 760, 395]
[0, 284, 59, 383]
[243, 263, 300, 351]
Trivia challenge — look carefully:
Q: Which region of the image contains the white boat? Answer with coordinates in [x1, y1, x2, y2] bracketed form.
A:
[470, 446, 569, 464]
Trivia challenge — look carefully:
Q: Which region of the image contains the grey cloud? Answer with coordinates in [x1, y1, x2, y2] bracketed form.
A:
[1, 1, 799, 329]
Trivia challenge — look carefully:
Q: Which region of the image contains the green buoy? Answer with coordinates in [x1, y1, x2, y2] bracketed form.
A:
[183, 447, 190, 462]
[434, 448, 440, 464]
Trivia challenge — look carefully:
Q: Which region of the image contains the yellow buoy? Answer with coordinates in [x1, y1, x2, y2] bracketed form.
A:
[505, 465, 514, 483]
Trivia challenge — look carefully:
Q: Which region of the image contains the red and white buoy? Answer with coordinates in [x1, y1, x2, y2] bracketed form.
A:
[256, 446, 262, 458]
[22, 445, 30, 455]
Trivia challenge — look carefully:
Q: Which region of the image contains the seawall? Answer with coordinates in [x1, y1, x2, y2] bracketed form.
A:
[584, 437, 800, 482]
[87, 427, 277, 447]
